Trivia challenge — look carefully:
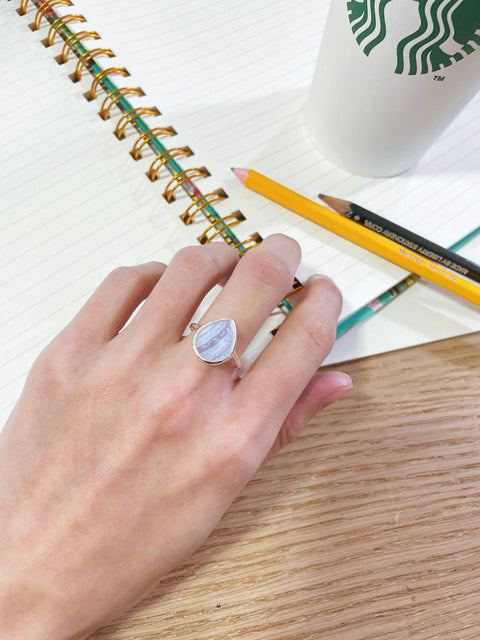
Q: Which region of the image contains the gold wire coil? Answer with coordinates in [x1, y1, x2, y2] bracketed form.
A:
[41, 14, 86, 47]
[180, 189, 228, 225]
[98, 86, 145, 120]
[163, 167, 210, 202]
[197, 212, 246, 245]
[69, 48, 115, 83]
[16, 0, 30, 16]
[55, 31, 100, 64]
[29, 0, 73, 31]
[84, 67, 130, 101]
[231, 232, 263, 256]
[130, 126, 177, 160]
[146, 147, 192, 181]
[113, 107, 161, 140]
[283, 277, 304, 299]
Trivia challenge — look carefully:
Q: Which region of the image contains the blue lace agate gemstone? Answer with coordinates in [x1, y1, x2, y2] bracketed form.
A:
[192, 318, 237, 364]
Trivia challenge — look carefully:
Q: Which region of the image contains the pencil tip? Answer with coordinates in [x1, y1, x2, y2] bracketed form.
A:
[232, 167, 248, 183]
[318, 194, 352, 215]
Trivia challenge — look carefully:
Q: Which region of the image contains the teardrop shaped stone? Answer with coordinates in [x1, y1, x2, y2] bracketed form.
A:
[193, 318, 237, 364]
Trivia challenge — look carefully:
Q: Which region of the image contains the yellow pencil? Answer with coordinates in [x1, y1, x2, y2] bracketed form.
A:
[232, 168, 480, 308]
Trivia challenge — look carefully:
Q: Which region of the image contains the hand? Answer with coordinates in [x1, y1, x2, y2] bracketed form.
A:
[0, 234, 351, 639]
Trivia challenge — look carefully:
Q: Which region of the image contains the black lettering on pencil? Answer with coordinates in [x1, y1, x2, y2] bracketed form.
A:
[418, 247, 442, 261]
[365, 219, 384, 234]
[386, 230, 418, 251]
[448, 262, 468, 275]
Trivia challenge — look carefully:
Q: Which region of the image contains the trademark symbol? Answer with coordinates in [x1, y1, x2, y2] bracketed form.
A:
[433, 75, 445, 81]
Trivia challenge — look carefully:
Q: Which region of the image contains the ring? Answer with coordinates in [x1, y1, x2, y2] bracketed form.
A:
[190, 318, 241, 371]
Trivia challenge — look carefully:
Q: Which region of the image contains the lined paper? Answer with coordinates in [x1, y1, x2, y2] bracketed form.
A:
[76, 0, 480, 348]
[0, 8, 201, 424]
[1, 1, 479, 425]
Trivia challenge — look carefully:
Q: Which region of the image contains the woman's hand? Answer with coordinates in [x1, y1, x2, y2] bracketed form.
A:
[0, 235, 351, 639]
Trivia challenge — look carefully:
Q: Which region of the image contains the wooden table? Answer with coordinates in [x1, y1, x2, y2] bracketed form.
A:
[94, 332, 480, 640]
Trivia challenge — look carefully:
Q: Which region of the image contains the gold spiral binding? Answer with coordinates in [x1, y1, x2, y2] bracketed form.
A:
[130, 126, 177, 160]
[163, 167, 210, 202]
[180, 189, 228, 225]
[69, 47, 115, 83]
[84, 67, 130, 101]
[197, 212, 246, 245]
[55, 31, 100, 64]
[284, 277, 304, 298]
[16, 0, 30, 16]
[113, 107, 161, 140]
[42, 14, 86, 47]
[231, 232, 263, 256]
[270, 277, 304, 335]
[29, 0, 73, 31]
[11, 0, 277, 309]
[98, 87, 145, 120]
[146, 147, 192, 181]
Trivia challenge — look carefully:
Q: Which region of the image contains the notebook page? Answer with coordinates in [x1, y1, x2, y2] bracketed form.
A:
[0, 8, 204, 426]
[74, 0, 480, 363]
[2, 0, 479, 432]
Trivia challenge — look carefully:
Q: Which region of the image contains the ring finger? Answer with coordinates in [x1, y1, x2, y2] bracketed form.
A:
[193, 234, 301, 357]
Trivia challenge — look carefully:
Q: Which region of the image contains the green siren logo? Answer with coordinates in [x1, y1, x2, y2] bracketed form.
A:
[346, 0, 480, 75]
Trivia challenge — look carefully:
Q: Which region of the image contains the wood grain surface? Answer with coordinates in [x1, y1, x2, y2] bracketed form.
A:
[93, 332, 480, 640]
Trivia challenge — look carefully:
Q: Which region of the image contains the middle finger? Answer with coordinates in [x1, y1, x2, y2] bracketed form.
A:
[195, 234, 301, 356]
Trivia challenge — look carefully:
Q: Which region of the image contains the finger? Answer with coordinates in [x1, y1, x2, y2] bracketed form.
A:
[264, 370, 353, 462]
[197, 234, 301, 355]
[237, 274, 342, 436]
[122, 243, 239, 345]
[59, 262, 167, 349]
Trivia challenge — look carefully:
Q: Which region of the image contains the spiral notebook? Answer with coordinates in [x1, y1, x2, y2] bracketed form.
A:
[1, 0, 480, 426]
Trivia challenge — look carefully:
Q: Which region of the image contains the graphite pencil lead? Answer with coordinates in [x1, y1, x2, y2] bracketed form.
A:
[318, 194, 352, 216]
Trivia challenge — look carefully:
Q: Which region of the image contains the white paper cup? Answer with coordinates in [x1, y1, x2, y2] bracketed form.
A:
[305, 0, 480, 177]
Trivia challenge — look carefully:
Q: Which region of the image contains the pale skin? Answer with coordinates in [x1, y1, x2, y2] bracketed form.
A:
[0, 234, 352, 639]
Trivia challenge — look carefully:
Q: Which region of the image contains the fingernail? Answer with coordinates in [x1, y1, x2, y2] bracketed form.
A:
[318, 373, 353, 407]
[307, 273, 336, 285]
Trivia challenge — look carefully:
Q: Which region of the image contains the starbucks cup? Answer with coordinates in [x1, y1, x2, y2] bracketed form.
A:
[305, 0, 480, 177]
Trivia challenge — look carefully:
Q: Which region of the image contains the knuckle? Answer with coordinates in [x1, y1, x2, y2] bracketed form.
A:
[228, 426, 255, 462]
[215, 426, 259, 478]
[299, 314, 336, 359]
[144, 382, 180, 419]
[142, 370, 199, 434]
[28, 342, 72, 392]
[246, 250, 293, 292]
